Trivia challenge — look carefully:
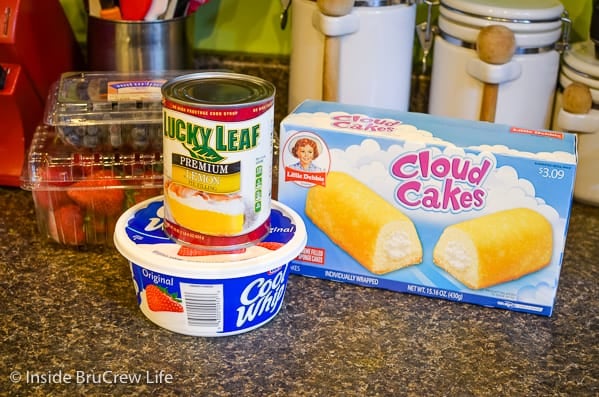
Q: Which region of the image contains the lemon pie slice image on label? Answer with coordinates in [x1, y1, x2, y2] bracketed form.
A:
[165, 182, 245, 236]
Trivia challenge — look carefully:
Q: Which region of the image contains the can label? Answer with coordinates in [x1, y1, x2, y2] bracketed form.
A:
[162, 81, 274, 249]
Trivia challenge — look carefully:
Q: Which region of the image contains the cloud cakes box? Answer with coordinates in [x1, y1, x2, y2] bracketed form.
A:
[277, 100, 577, 316]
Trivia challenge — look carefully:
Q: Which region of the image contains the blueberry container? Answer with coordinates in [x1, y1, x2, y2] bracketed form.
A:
[44, 71, 186, 151]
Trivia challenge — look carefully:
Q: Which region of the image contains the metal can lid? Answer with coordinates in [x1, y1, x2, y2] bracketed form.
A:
[161, 72, 275, 108]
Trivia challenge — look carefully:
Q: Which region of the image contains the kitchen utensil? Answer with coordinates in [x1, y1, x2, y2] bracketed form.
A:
[99, 0, 122, 20]
[88, 0, 102, 17]
[174, 0, 191, 17]
[145, 0, 168, 20]
[316, 0, 354, 101]
[280, 0, 292, 29]
[410, 0, 435, 113]
[163, 0, 179, 19]
[428, 0, 569, 129]
[187, 0, 211, 15]
[476, 25, 516, 122]
[120, 0, 153, 20]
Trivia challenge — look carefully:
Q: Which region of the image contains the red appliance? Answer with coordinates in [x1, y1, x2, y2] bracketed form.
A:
[0, 64, 41, 185]
[0, 0, 84, 186]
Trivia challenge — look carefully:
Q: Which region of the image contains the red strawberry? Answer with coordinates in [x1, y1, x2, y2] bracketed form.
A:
[257, 241, 284, 250]
[120, 0, 152, 20]
[124, 169, 162, 207]
[43, 165, 77, 187]
[177, 246, 246, 256]
[131, 170, 163, 204]
[67, 170, 125, 216]
[130, 187, 163, 205]
[33, 189, 73, 211]
[87, 213, 118, 244]
[72, 153, 102, 178]
[32, 167, 76, 210]
[48, 204, 86, 245]
[145, 285, 184, 312]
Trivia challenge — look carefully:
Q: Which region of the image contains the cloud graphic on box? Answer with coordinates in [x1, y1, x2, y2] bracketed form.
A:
[517, 282, 556, 306]
[327, 137, 567, 301]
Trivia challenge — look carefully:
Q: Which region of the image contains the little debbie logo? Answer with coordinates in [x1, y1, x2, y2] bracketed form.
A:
[10, 369, 174, 385]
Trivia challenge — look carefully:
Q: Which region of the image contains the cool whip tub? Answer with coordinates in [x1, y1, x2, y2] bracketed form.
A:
[278, 100, 577, 316]
[114, 196, 306, 336]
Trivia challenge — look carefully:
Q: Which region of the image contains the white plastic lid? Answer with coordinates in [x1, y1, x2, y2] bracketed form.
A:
[442, 0, 564, 22]
[45, 71, 187, 128]
[114, 196, 307, 279]
[439, 0, 564, 46]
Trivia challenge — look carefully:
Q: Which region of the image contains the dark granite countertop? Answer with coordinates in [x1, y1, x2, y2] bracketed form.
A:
[2, 54, 599, 396]
[2, 186, 599, 396]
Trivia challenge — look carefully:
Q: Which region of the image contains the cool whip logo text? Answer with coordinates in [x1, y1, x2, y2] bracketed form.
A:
[331, 114, 401, 133]
[236, 266, 287, 327]
[391, 149, 493, 212]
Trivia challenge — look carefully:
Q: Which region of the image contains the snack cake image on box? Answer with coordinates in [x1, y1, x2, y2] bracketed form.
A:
[432, 207, 553, 290]
[278, 100, 577, 316]
[305, 171, 423, 275]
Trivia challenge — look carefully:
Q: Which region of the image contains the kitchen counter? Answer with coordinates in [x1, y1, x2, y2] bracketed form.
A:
[2, 53, 598, 396]
[1, 186, 599, 396]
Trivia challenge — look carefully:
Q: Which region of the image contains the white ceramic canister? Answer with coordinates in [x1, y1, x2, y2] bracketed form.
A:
[114, 196, 307, 336]
[428, 0, 568, 129]
[288, 0, 416, 112]
[553, 40, 599, 206]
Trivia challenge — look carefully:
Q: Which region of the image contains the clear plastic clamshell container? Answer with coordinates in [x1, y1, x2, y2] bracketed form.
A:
[21, 124, 164, 246]
[44, 71, 185, 151]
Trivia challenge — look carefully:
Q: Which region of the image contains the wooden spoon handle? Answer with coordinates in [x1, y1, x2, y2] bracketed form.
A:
[476, 25, 515, 123]
[480, 83, 498, 122]
[317, 0, 354, 102]
[322, 36, 340, 101]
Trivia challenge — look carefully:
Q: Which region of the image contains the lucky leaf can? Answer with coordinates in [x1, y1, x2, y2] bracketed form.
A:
[162, 72, 276, 249]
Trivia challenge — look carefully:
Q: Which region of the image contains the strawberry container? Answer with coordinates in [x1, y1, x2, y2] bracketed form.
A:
[44, 71, 186, 151]
[21, 124, 163, 246]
